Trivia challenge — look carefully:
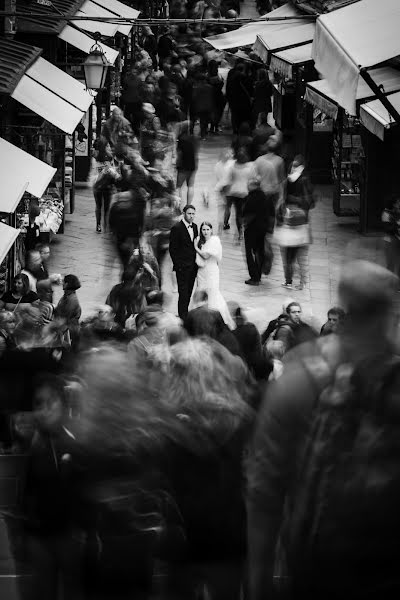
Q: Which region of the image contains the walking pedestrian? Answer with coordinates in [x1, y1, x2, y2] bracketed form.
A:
[243, 177, 275, 285]
[223, 147, 255, 241]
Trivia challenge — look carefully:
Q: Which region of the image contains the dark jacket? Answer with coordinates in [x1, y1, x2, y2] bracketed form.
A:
[252, 78, 273, 116]
[191, 81, 214, 114]
[275, 318, 317, 353]
[243, 188, 276, 233]
[169, 220, 198, 271]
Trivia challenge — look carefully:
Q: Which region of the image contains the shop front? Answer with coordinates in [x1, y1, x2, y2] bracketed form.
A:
[0, 38, 93, 289]
[309, 0, 400, 231]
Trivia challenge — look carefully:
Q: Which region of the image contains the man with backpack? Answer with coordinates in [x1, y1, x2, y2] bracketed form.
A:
[247, 260, 400, 600]
[263, 301, 316, 356]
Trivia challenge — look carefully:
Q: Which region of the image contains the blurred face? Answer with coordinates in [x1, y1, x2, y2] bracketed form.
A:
[1, 315, 16, 335]
[288, 305, 302, 324]
[29, 252, 42, 269]
[33, 386, 63, 431]
[14, 278, 24, 294]
[112, 107, 123, 120]
[40, 246, 50, 262]
[184, 208, 196, 224]
[328, 313, 340, 331]
[201, 224, 212, 239]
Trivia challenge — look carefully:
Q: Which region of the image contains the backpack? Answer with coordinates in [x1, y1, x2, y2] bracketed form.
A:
[287, 339, 400, 597]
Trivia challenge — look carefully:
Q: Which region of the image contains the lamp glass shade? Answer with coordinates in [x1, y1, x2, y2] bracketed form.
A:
[83, 50, 109, 90]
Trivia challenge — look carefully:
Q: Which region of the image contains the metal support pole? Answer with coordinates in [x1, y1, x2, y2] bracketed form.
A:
[359, 68, 400, 126]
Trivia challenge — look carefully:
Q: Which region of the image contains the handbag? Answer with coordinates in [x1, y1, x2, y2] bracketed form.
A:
[273, 223, 311, 247]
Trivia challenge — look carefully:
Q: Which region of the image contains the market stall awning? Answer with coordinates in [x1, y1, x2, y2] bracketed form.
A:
[0, 137, 57, 213]
[312, 0, 400, 115]
[76, 0, 120, 37]
[360, 91, 400, 141]
[11, 57, 93, 135]
[305, 66, 400, 119]
[95, 0, 140, 35]
[58, 24, 119, 64]
[270, 43, 313, 78]
[17, 0, 86, 35]
[0, 39, 42, 95]
[77, 0, 140, 37]
[204, 4, 304, 50]
[254, 21, 315, 63]
[0, 223, 20, 266]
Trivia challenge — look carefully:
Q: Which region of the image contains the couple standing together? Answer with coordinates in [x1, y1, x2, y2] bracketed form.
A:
[169, 205, 233, 326]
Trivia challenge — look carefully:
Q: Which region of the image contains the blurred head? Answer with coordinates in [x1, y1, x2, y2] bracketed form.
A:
[167, 338, 252, 437]
[63, 274, 81, 292]
[37, 280, 54, 303]
[32, 374, 66, 432]
[338, 260, 398, 321]
[26, 250, 42, 271]
[111, 107, 123, 120]
[236, 146, 249, 164]
[0, 311, 16, 335]
[327, 307, 346, 332]
[12, 273, 30, 296]
[36, 243, 50, 263]
[256, 67, 268, 81]
[183, 204, 196, 224]
[146, 289, 164, 306]
[286, 302, 302, 324]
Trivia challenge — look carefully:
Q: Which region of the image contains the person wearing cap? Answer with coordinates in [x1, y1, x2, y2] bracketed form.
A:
[140, 102, 161, 165]
[247, 260, 400, 600]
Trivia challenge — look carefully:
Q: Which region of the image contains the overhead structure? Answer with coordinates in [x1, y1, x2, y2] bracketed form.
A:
[58, 25, 119, 64]
[360, 92, 400, 141]
[0, 137, 57, 213]
[75, 0, 140, 37]
[0, 223, 20, 266]
[11, 57, 93, 134]
[253, 20, 315, 63]
[204, 4, 306, 50]
[269, 43, 313, 78]
[311, 0, 400, 116]
[305, 66, 400, 120]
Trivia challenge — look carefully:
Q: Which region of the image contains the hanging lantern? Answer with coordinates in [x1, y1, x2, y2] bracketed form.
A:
[83, 35, 111, 90]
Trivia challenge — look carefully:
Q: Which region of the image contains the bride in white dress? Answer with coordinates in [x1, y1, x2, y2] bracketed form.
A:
[194, 222, 235, 329]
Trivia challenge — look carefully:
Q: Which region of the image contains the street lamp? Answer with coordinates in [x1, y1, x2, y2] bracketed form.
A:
[83, 34, 111, 90]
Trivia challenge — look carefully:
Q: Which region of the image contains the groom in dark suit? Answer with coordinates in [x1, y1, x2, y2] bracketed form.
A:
[169, 204, 198, 319]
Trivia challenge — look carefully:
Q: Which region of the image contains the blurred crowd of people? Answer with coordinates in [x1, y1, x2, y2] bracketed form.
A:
[2, 11, 400, 600]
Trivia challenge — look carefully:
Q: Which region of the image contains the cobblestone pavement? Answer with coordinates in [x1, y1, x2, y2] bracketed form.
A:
[49, 132, 385, 331]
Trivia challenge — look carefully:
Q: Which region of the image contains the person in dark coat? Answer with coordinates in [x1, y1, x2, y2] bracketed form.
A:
[190, 73, 214, 140]
[207, 60, 225, 134]
[169, 205, 198, 319]
[226, 63, 252, 134]
[243, 177, 276, 285]
[252, 68, 273, 126]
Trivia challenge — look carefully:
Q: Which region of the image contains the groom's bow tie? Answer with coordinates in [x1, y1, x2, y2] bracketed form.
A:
[188, 224, 193, 228]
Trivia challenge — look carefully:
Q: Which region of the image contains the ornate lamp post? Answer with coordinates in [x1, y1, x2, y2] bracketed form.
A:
[82, 33, 112, 137]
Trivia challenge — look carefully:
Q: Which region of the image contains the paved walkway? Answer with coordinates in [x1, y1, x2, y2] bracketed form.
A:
[49, 132, 385, 331]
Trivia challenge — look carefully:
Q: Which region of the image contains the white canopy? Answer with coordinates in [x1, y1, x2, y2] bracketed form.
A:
[204, 4, 304, 50]
[254, 21, 315, 63]
[0, 223, 20, 266]
[11, 57, 93, 135]
[80, 0, 140, 37]
[305, 66, 400, 120]
[0, 137, 56, 213]
[76, 1, 119, 37]
[270, 43, 313, 78]
[360, 91, 400, 140]
[312, 0, 400, 115]
[58, 25, 119, 64]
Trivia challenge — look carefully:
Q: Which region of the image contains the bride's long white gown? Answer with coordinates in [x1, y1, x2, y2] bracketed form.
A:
[196, 235, 235, 329]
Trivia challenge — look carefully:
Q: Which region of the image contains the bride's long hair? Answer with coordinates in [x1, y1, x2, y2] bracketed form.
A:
[198, 221, 213, 249]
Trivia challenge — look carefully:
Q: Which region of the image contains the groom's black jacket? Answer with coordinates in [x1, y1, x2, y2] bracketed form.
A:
[169, 220, 198, 271]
